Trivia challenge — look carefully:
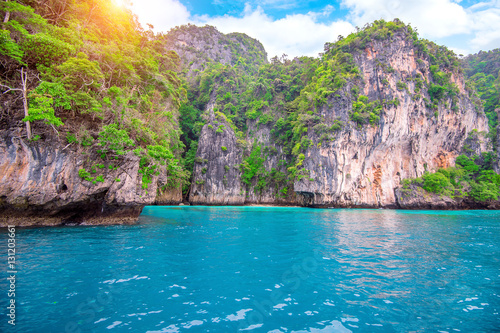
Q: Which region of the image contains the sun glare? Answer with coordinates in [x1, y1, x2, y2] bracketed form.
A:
[112, 0, 125, 7]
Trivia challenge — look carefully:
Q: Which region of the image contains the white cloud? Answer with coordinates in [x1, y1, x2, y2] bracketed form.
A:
[130, 0, 500, 58]
[467, 4, 500, 51]
[129, 1, 354, 58]
[194, 5, 355, 58]
[342, 0, 470, 38]
[341, 0, 500, 53]
[131, 0, 190, 31]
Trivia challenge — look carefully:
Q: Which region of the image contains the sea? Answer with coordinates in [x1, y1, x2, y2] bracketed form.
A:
[0, 206, 499, 332]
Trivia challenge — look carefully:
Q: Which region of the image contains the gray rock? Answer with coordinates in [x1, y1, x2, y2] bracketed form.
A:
[0, 129, 180, 226]
[189, 107, 245, 205]
[165, 24, 267, 78]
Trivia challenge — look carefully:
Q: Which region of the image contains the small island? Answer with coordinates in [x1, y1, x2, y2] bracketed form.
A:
[0, 3, 499, 226]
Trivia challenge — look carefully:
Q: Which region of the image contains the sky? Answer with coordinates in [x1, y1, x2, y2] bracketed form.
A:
[129, 0, 500, 59]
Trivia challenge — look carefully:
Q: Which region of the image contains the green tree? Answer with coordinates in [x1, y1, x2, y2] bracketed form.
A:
[241, 143, 265, 185]
[97, 124, 135, 156]
[23, 95, 64, 132]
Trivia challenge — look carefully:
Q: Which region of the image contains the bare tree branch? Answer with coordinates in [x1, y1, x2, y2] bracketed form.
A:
[50, 124, 59, 135]
[0, 83, 22, 94]
[62, 142, 73, 151]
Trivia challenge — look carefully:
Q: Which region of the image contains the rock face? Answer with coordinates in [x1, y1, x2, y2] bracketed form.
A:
[190, 31, 490, 208]
[0, 129, 181, 227]
[242, 126, 296, 205]
[165, 24, 267, 77]
[189, 107, 245, 205]
[395, 185, 457, 209]
[189, 110, 299, 205]
[155, 187, 183, 205]
[294, 35, 488, 207]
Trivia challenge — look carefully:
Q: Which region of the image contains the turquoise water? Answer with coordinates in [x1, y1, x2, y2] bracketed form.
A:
[1, 207, 499, 332]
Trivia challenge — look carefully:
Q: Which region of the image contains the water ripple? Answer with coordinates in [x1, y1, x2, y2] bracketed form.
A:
[0, 207, 499, 332]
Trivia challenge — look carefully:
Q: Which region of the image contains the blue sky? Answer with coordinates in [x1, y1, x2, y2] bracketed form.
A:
[130, 0, 500, 58]
[183, 0, 347, 19]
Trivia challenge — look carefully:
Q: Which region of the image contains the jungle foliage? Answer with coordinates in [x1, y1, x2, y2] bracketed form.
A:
[180, 19, 487, 194]
[463, 49, 500, 133]
[0, 0, 189, 189]
[402, 153, 500, 202]
[1, 5, 498, 202]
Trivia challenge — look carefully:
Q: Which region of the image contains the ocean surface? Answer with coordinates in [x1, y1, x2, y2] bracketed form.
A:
[1, 207, 499, 332]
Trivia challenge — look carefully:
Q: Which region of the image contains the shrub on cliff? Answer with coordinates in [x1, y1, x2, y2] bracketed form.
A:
[402, 154, 500, 202]
[241, 143, 265, 186]
[421, 172, 454, 196]
[97, 124, 135, 156]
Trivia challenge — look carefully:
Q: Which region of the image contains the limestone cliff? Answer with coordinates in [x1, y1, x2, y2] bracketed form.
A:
[1, 20, 496, 227]
[0, 129, 181, 227]
[165, 24, 267, 77]
[188, 24, 491, 208]
[497, 110, 500, 173]
[189, 105, 244, 205]
[188, 107, 297, 205]
[294, 33, 488, 207]
[0, 0, 188, 226]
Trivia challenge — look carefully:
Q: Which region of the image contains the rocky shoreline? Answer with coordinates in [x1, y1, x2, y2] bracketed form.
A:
[2, 198, 499, 228]
[0, 123, 498, 228]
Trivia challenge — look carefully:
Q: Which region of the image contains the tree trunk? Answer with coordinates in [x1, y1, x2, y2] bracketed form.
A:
[3, 0, 10, 23]
[20, 68, 31, 140]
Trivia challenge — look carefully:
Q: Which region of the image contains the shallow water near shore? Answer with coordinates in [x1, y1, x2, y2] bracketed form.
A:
[1, 207, 499, 332]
